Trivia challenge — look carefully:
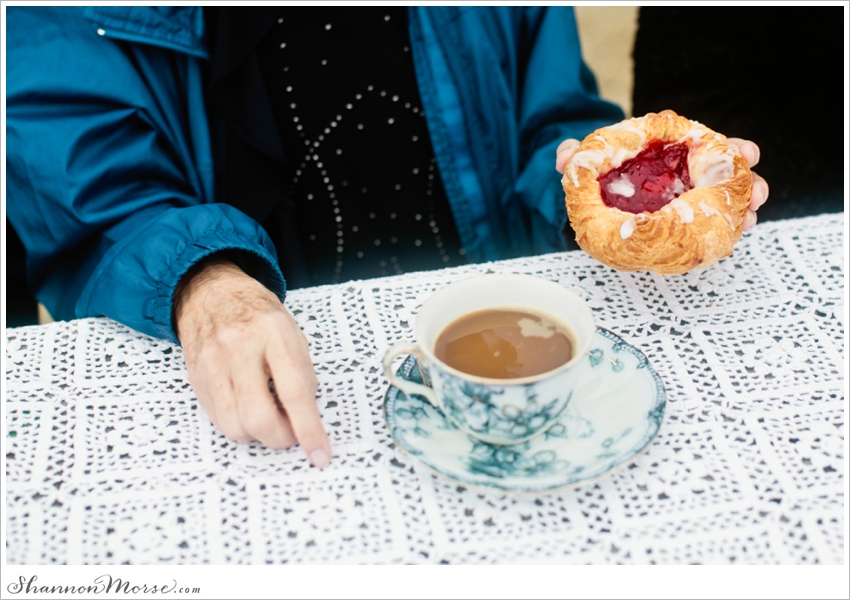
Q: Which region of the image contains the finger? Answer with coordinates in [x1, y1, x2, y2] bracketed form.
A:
[193, 377, 220, 432]
[206, 360, 253, 442]
[234, 363, 296, 449]
[186, 350, 233, 434]
[555, 139, 580, 174]
[742, 210, 758, 232]
[266, 330, 331, 469]
[184, 358, 219, 429]
[749, 172, 769, 211]
[727, 137, 760, 168]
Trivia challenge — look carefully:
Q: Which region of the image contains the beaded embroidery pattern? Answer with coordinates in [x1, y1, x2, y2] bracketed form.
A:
[259, 9, 466, 285]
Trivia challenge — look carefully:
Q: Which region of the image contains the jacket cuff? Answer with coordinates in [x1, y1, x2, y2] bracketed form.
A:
[77, 203, 285, 344]
[153, 232, 286, 342]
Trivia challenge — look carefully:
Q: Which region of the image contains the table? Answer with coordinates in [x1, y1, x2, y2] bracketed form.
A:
[4, 213, 845, 565]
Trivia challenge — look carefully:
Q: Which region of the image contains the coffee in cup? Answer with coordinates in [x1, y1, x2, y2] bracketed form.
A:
[434, 308, 575, 379]
[383, 273, 595, 445]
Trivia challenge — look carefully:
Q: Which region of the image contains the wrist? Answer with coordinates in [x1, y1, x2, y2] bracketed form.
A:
[172, 252, 250, 339]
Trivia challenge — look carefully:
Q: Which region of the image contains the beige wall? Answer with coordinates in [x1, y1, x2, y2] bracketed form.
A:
[38, 303, 54, 325]
[575, 6, 639, 118]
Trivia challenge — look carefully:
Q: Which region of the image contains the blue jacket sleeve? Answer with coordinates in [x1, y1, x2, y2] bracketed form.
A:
[411, 7, 623, 261]
[6, 7, 285, 342]
[513, 7, 625, 252]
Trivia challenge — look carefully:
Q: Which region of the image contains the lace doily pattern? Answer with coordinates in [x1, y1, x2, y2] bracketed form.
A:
[5, 214, 845, 565]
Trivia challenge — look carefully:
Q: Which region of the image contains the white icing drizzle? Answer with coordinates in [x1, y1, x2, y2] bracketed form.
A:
[567, 117, 654, 186]
[600, 124, 643, 168]
[568, 141, 638, 186]
[699, 200, 734, 231]
[607, 174, 635, 198]
[607, 119, 647, 145]
[692, 152, 734, 189]
[611, 147, 634, 169]
[620, 216, 637, 239]
[573, 149, 607, 170]
[678, 125, 708, 148]
[666, 177, 686, 200]
[568, 148, 607, 187]
[667, 198, 694, 223]
[676, 121, 737, 189]
[725, 190, 731, 205]
[699, 201, 720, 217]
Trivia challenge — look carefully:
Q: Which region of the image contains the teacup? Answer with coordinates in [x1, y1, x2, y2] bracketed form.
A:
[383, 273, 595, 445]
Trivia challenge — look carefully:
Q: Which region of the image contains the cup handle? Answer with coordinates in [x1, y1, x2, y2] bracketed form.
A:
[382, 340, 440, 408]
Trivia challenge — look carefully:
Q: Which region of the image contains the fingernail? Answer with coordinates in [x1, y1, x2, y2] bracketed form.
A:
[310, 448, 330, 469]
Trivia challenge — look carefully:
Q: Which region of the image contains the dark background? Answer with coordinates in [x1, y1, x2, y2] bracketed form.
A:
[5, 7, 845, 327]
[632, 6, 844, 224]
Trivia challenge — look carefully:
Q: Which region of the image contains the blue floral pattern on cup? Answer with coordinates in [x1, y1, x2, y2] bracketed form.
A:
[434, 374, 575, 444]
[415, 348, 586, 445]
[384, 327, 667, 492]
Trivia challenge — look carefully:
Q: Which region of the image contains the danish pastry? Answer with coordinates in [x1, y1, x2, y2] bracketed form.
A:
[562, 110, 752, 275]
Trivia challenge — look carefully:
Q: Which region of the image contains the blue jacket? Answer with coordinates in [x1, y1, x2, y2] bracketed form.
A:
[6, 6, 623, 342]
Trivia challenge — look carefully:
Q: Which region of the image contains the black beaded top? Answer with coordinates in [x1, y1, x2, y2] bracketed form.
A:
[247, 7, 466, 287]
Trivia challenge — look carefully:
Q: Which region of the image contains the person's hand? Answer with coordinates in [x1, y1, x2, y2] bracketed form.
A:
[555, 137, 769, 231]
[727, 138, 769, 231]
[554, 138, 580, 177]
[173, 256, 332, 468]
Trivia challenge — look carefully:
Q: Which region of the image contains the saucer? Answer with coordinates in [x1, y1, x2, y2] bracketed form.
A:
[383, 327, 666, 493]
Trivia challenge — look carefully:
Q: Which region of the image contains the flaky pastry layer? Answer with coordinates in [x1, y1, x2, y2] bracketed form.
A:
[562, 110, 752, 275]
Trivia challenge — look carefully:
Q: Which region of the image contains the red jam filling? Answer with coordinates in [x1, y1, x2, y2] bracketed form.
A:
[598, 141, 693, 213]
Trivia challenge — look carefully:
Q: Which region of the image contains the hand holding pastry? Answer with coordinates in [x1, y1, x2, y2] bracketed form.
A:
[555, 110, 769, 274]
[724, 137, 769, 231]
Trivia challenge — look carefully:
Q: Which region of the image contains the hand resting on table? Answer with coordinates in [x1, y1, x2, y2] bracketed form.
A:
[173, 256, 332, 468]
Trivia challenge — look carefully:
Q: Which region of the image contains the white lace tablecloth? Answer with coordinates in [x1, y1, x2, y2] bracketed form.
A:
[4, 213, 845, 565]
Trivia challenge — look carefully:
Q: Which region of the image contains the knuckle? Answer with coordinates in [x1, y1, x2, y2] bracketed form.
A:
[218, 420, 252, 442]
[287, 377, 319, 401]
[239, 402, 294, 449]
[291, 325, 312, 348]
[272, 382, 319, 425]
[215, 326, 248, 349]
[213, 400, 243, 434]
[267, 432, 296, 451]
[239, 401, 277, 438]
